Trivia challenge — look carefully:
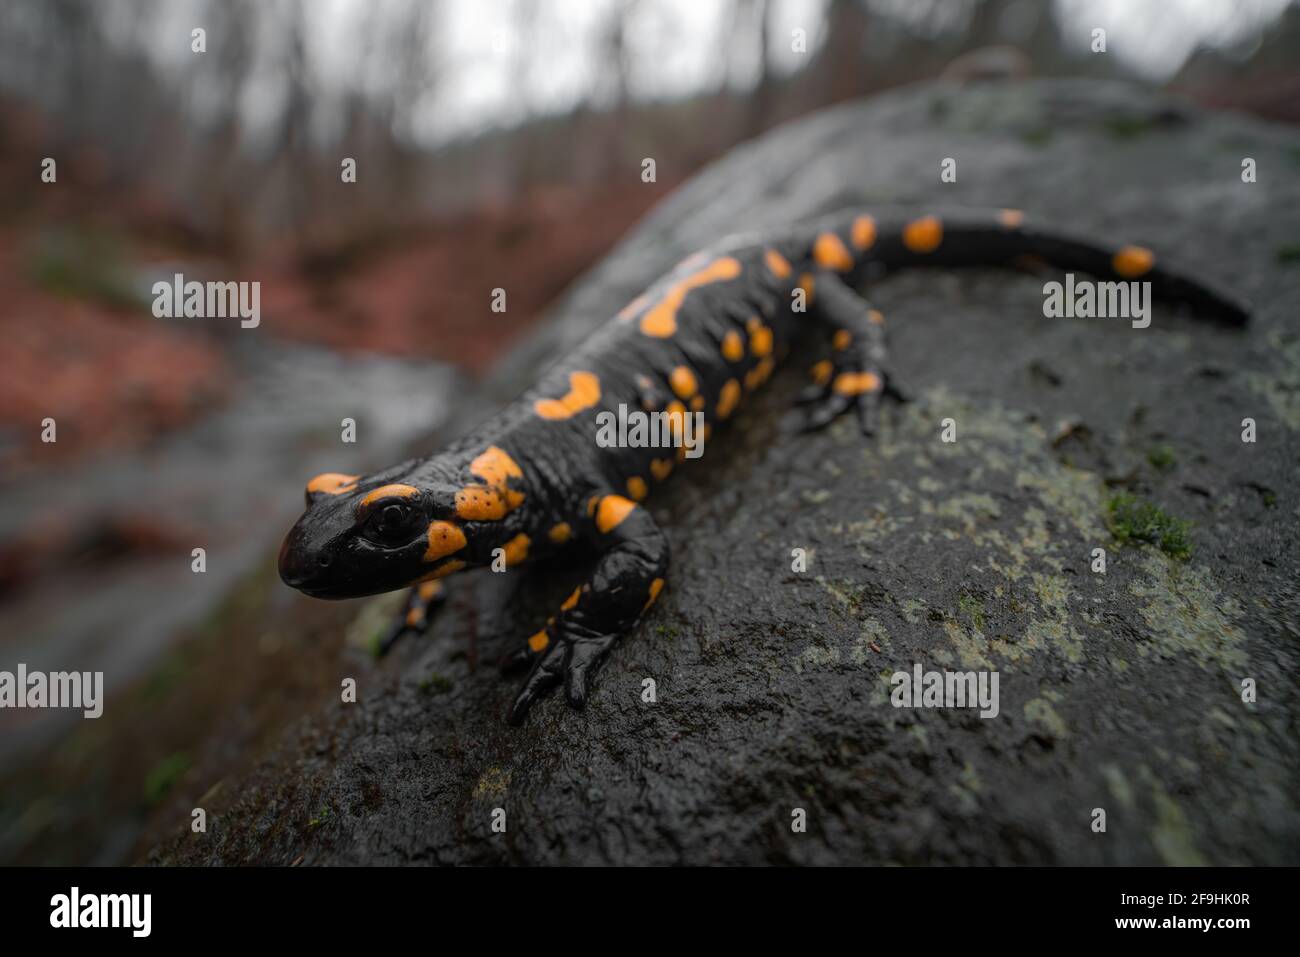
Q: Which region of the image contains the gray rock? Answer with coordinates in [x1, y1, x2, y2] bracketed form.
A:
[153, 79, 1300, 866]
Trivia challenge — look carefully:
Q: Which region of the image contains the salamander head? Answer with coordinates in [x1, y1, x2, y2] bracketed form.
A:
[278, 465, 467, 599]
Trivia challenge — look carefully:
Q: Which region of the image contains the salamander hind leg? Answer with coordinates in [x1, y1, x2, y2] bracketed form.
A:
[504, 494, 668, 724]
[799, 270, 908, 435]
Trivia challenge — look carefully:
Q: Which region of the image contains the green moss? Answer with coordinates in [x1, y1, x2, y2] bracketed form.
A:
[957, 594, 986, 632]
[308, 807, 331, 828]
[655, 623, 680, 640]
[1106, 494, 1192, 559]
[473, 767, 511, 797]
[139, 651, 194, 705]
[344, 591, 406, 657]
[1146, 444, 1176, 470]
[143, 752, 191, 805]
[419, 672, 453, 695]
[1103, 115, 1155, 140]
[1275, 243, 1300, 265]
[1020, 127, 1053, 148]
[26, 227, 145, 310]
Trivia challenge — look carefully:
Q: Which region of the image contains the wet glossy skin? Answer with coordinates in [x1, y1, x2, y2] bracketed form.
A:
[279, 206, 1249, 722]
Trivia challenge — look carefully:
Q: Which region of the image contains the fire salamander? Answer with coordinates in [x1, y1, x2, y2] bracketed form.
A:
[278, 207, 1249, 723]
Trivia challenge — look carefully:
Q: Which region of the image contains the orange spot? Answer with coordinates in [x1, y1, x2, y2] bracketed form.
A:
[535, 371, 601, 420]
[627, 476, 648, 501]
[418, 560, 465, 581]
[716, 379, 742, 419]
[722, 330, 745, 362]
[643, 577, 665, 613]
[814, 232, 854, 271]
[587, 496, 600, 517]
[640, 257, 742, 338]
[832, 330, 852, 351]
[797, 273, 816, 303]
[664, 400, 688, 443]
[745, 357, 776, 391]
[833, 371, 882, 396]
[747, 317, 773, 357]
[596, 495, 637, 534]
[868, 309, 885, 326]
[471, 445, 523, 486]
[306, 472, 358, 497]
[501, 533, 530, 566]
[1113, 245, 1154, 278]
[810, 360, 833, 386]
[469, 445, 526, 509]
[455, 486, 506, 521]
[690, 395, 705, 412]
[528, 630, 550, 652]
[405, 607, 423, 627]
[548, 522, 572, 545]
[650, 458, 674, 481]
[765, 249, 792, 278]
[903, 216, 943, 254]
[851, 215, 877, 250]
[418, 581, 443, 601]
[999, 209, 1024, 228]
[669, 366, 697, 399]
[357, 483, 420, 513]
[561, 586, 582, 611]
[424, 521, 467, 563]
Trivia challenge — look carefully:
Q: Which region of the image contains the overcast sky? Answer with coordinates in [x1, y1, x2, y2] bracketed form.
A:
[127, 0, 1296, 147]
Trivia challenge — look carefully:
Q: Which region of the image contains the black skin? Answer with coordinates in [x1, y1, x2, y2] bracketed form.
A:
[278, 206, 1250, 724]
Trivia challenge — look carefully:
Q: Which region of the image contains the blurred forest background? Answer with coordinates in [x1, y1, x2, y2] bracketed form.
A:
[0, 0, 1297, 863]
[2, 0, 1298, 466]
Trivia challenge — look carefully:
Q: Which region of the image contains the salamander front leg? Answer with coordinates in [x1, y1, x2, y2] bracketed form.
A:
[376, 580, 448, 657]
[505, 494, 668, 724]
[799, 270, 908, 435]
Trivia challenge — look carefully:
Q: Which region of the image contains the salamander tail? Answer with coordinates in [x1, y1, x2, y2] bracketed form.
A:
[834, 207, 1250, 326]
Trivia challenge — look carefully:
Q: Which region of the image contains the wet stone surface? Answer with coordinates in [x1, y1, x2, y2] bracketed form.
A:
[155, 79, 1299, 865]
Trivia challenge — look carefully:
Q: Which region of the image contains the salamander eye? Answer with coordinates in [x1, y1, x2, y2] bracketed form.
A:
[362, 501, 419, 546]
